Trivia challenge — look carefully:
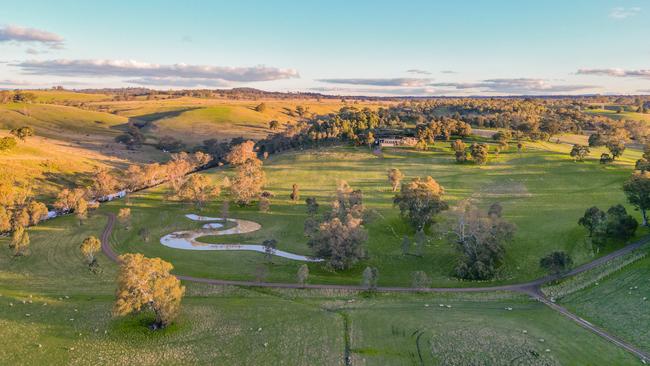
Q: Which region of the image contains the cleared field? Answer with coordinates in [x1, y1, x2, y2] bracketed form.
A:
[110, 139, 646, 287]
[0, 211, 641, 365]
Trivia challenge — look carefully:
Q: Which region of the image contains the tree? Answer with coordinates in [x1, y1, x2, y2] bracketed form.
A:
[11, 226, 29, 256]
[231, 158, 266, 205]
[362, 266, 378, 290]
[605, 204, 638, 241]
[307, 183, 367, 270]
[394, 176, 448, 231]
[600, 153, 613, 164]
[470, 143, 489, 165]
[9, 126, 34, 141]
[75, 198, 88, 225]
[451, 139, 467, 163]
[226, 141, 257, 165]
[263, 239, 277, 262]
[290, 184, 300, 202]
[0, 137, 17, 151]
[297, 264, 309, 286]
[269, 120, 280, 130]
[570, 144, 590, 162]
[623, 172, 650, 226]
[177, 174, 220, 208]
[255, 102, 267, 113]
[387, 168, 404, 192]
[578, 206, 607, 237]
[606, 139, 626, 160]
[80, 236, 101, 264]
[258, 196, 270, 212]
[588, 133, 606, 147]
[442, 200, 516, 280]
[365, 131, 375, 148]
[118, 208, 132, 228]
[12, 207, 30, 229]
[540, 251, 573, 274]
[113, 253, 185, 329]
[0, 206, 11, 232]
[156, 136, 185, 152]
[635, 144, 650, 172]
[411, 271, 431, 289]
[92, 169, 118, 198]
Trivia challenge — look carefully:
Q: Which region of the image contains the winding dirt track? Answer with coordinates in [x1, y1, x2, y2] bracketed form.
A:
[101, 213, 650, 361]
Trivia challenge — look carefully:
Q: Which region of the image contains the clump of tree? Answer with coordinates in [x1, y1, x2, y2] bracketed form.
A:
[570, 144, 590, 162]
[635, 144, 650, 172]
[9, 126, 34, 141]
[540, 251, 573, 274]
[470, 143, 489, 165]
[306, 181, 367, 270]
[387, 168, 404, 192]
[113, 253, 185, 330]
[394, 176, 447, 231]
[578, 204, 638, 251]
[451, 139, 468, 163]
[441, 200, 516, 280]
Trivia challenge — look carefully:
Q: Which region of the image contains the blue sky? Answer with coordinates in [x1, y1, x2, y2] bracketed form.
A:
[0, 0, 648, 95]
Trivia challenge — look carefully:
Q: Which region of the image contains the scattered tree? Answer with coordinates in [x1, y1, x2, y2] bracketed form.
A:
[570, 144, 590, 162]
[290, 183, 300, 202]
[451, 139, 468, 163]
[11, 226, 29, 256]
[470, 143, 489, 165]
[80, 236, 101, 265]
[394, 176, 448, 231]
[387, 168, 404, 192]
[411, 271, 431, 289]
[113, 253, 185, 330]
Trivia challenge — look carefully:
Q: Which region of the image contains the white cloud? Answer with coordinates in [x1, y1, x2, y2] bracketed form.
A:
[12, 59, 300, 82]
[310, 86, 447, 96]
[440, 70, 457, 74]
[577, 68, 650, 78]
[609, 7, 642, 19]
[0, 25, 64, 48]
[317, 77, 432, 87]
[609, 7, 641, 19]
[431, 78, 595, 94]
[126, 77, 230, 87]
[406, 69, 431, 75]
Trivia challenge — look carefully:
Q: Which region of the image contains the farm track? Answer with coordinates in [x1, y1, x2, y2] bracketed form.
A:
[101, 213, 650, 362]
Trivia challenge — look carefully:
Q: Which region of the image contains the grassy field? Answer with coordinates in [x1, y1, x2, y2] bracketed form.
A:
[586, 108, 650, 123]
[109, 139, 646, 287]
[94, 97, 387, 145]
[0, 210, 642, 365]
[560, 253, 650, 353]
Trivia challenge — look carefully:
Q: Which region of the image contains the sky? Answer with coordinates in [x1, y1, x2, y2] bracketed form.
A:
[0, 0, 649, 96]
